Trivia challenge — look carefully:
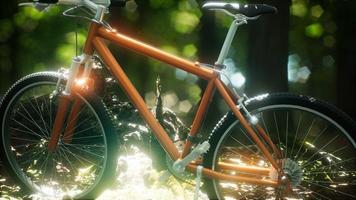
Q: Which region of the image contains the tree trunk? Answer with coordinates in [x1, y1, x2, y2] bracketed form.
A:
[197, 9, 222, 134]
[0, 1, 19, 94]
[245, 0, 290, 96]
[335, 1, 356, 120]
[198, 11, 220, 64]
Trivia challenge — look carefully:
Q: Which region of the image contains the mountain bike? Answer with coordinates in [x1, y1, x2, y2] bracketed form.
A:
[1, 0, 356, 199]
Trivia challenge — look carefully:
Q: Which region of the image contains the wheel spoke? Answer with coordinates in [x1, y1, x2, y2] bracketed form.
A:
[261, 112, 271, 139]
[58, 147, 76, 175]
[273, 111, 281, 148]
[299, 134, 339, 164]
[19, 148, 47, 165]
[64, 143, 105, 159]
[63, 117, 95, 138]
[291, 112, 303, 159]
[303, 180, 356, 198]
[71, 135, 103, 140]
[309, 157, 356, 172]
[13, 142, 38, 148]
[1, 80, 110, 198]
[61, 144, 101, 168]
[298, 184, 332, 200]
[209, 102, 356, 199]
[295, 119, 315, 159]
[19, 102, 48, 137]
[230, 135, 259, 158]
[301, 141, 347, 168]
[40, 88, 53, 131]
[12, 119, 45, 139]
[306, 170, 356, 175]
[297, 125, 329, 162]
[67, 124, 99, 138]
[285, 111, 288, 158]
[31, 88, 51, 136]
[11, 135, 41, 143]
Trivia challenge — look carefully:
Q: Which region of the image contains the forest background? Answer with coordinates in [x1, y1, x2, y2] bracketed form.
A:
[0, 0, 355, 134]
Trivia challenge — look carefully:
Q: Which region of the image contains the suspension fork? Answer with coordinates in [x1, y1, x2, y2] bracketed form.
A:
[48, 55, 92, 151]
[62, 57, 94, 144]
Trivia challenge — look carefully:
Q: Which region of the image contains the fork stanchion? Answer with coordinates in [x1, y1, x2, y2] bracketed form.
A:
[62, 77, 94, 144]
[48, 94, 71, 151]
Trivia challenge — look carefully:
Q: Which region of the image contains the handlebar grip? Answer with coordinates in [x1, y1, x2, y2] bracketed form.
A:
[110, 0, 126, 7]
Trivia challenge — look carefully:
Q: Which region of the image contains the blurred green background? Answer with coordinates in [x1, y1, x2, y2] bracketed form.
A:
[0, 0, 355, 132]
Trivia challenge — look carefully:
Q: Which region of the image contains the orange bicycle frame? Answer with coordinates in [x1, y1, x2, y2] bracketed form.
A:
[50, 22, 283, 187]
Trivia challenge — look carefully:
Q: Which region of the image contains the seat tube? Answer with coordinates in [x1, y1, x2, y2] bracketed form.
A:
[216, 19, 244, 65]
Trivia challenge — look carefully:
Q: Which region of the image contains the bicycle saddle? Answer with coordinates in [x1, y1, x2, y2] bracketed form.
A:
[202, 2, 277, 17]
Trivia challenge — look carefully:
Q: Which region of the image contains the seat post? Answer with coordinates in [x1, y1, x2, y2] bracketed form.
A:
[216, 19, 246, 65]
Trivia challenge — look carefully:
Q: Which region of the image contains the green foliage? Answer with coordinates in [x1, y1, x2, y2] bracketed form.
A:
[310, 5, 324, 18]
[182, 44, 197, 58]
[149, 0, 174, 9]
[288, 0, 337, 102]
[291, 0, 308, 17]
[0, 19, 14, 42]
[171, 11, 199, 34]
[0, 0, 346, 118]
[305, 23, 324, 38]
[0, 1, 354, 198]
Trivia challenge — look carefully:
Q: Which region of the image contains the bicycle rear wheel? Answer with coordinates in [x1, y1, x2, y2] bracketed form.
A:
[203, 93, 356, 199]
[0, 72, 118, 199]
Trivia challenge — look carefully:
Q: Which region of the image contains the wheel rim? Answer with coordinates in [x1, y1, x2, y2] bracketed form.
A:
[2, 81, 108, 198]
[212, 105, 356, 199]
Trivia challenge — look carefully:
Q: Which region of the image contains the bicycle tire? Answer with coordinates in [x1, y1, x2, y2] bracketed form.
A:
[0, 72, 118, 199]
[203, 93, 356, 199]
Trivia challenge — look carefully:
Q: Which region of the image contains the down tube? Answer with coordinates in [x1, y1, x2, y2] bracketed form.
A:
[92, 37, 180, 160]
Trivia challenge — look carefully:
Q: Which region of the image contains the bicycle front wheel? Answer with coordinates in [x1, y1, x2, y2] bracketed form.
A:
[203, 93, 356, 199]
[0, 72, 118, 199]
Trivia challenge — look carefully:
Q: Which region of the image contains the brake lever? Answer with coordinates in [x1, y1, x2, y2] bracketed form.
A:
[18, 2, 51, 12]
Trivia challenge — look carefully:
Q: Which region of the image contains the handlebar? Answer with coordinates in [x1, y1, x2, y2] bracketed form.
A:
[31, 0, 126, 10]
[57, 0, 126, 8]
[56, 0, 109, 11]
[20, 0, 127, 22]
